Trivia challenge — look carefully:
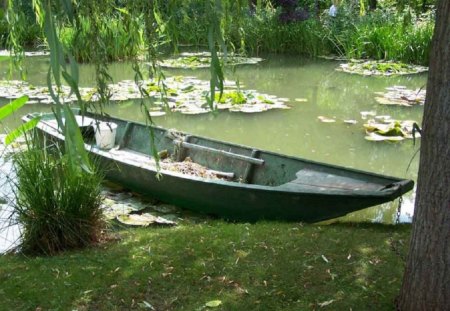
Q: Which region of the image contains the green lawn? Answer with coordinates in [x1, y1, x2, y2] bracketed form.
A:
[0, 222, 410, 310]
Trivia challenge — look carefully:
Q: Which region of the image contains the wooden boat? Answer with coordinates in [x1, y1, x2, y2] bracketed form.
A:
[24, 110, 414, 222]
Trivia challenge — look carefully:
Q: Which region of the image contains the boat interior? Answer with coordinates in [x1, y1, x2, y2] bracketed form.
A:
[37, 112, 403, 191]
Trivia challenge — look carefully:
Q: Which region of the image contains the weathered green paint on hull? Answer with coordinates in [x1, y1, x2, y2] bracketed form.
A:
[26, 111, 415, 222]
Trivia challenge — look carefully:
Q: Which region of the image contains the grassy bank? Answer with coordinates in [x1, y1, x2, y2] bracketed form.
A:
[0, 221, 410, 310]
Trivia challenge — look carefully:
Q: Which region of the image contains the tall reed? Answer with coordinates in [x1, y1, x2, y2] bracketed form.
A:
[12, 137, 104, 255]
[59, 14, 144, 63]
[323, 7, 434, 65]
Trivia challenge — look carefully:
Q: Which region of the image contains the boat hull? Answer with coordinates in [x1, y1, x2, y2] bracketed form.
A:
[102, 155, 408, 222]
[26, 111, 415, 222]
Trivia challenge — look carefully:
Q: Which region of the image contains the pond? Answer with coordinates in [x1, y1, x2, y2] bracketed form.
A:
[0, 54, 426, 225]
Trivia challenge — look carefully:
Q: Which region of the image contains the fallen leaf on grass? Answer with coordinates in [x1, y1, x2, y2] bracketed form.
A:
[318, 299, 335, 307]
[205, 300, 222, 308]
[321, 255, 329, 263]
[138, 300, 155, 310]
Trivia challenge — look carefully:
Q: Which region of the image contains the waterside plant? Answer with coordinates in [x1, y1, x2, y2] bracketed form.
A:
[3, 1, 434, 66]
[11, 138, 105, 255]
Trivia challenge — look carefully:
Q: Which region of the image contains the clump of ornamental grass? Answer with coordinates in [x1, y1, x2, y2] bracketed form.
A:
[11, 139, 105, 255]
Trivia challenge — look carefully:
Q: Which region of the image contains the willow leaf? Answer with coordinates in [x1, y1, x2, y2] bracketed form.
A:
[5, 116, 41, 145]
[62, 106, 92, 173]
[0, 96, 28, 120]
[44, 2, 62, 86]
[62, 71, 82, 105]
[59, 0, 74, 23]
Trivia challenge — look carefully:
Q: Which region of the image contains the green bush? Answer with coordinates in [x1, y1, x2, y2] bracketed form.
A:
[241, 9, 328, 56]
[323, 7, 434, 65]
[12, 138, 104, 255]
[59, 14, 144, 63]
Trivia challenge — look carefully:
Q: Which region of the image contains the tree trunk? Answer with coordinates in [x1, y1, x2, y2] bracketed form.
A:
[397, 1, 450, 310]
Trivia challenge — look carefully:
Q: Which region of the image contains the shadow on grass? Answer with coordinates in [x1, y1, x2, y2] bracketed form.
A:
[0, 221, 411, 310]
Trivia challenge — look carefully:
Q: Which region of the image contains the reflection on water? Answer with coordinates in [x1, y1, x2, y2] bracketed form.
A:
[0, 55, 425, 225]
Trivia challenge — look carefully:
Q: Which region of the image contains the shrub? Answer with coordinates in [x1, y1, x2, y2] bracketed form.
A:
[11, 137, 105, 255]
[59, 14, 144, 63]
[323, 7, 434, 65]
[240, 9, 328, 56]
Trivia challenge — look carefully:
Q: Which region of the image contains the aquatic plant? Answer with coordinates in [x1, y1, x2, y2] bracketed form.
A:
[374, 86, 426, 107]
[338, 60, 428, 76]
[364, 118, 420, 142]
[215, 91, 247, 105]
[159, 53, 263, 69]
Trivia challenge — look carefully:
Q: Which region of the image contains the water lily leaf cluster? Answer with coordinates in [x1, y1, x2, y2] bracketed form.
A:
[364, 118, 420, 142]
[0, 77, 291, 114]
[337, 60, 428, 76]
[116, 214, 176, 226]
[375, 86, 426, 107]
[0, 50, 49, 57]
[101, 190, 179, 226]
[158, 52, 263, 69]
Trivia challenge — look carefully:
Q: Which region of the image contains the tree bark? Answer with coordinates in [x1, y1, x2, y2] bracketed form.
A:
[397, 1, 450, 310]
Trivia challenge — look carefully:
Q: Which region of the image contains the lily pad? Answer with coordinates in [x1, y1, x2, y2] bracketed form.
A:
[149, 111, 166, 117]
[103, 204, 135, 220]
[364, 119, 420, 141]
[179, 108, 209, 115]
[360, 111, 377, 119]
[365, 132, 405, 142]
[116, 213, 177, 226]
[151, 204, 178, 214]
[158, 52, 263, 69]
[337, 60, 428, 76]
[343, 119, 358, 124]
[240, 105, 268, 113]
[318, 116, 336, 123]
[375, 86, 426, 107]
[0, 76, 290, 115]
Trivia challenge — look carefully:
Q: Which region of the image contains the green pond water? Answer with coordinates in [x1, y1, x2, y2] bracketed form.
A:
[0, 55, 426, 224]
